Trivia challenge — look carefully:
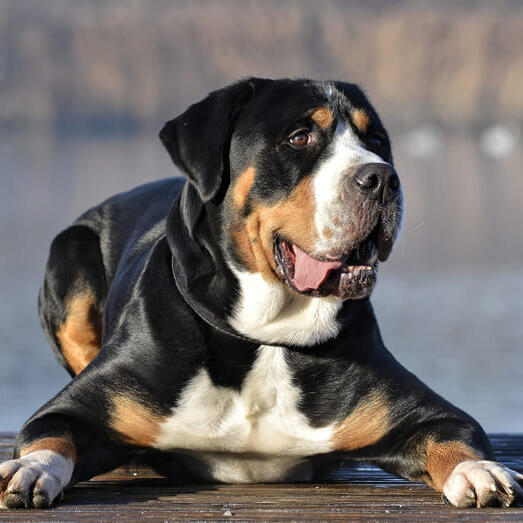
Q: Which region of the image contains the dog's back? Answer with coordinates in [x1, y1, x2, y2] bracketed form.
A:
[38, 177, 184, 376]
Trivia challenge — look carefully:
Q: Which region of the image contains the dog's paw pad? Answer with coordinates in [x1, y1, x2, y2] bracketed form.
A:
[0, 453, 72, 510]
[443, 460, 523, 508]
[3, 491, 28, 510]
[32, 491, 51, 509]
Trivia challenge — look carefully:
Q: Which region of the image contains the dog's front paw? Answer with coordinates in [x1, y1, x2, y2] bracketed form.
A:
[0, 451, 73, 509]
[443, 460, 523, 508]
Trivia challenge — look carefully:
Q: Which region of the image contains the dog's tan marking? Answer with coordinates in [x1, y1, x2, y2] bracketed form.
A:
[20, 435, 77, 464]
[321, 227, 333, 240]
[231, 225, 258, 273]
[352, 109, 370, 134]
[110, 395, 164, 447]
[425, 438, 482, 491]
[311, 107, 334, 129]
[244, 212, 275, 281]
[233, 166, 256, 209]
[56, 289, 102, 375]
[332, 393, 389, 451]
[231, 177, 317, 282]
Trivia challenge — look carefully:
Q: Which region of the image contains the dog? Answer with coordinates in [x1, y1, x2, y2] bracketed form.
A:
[1, 78, 522, 510]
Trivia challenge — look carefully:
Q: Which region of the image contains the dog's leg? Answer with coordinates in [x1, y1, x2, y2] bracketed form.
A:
[0, 431, 76, 509]
[0, 413, 130, 509]
[418, 430, 523, 507]
[328, 341, 523, 509]
[0, 361, 134, 510]
[39, 224, 107, 377]
[368, 415, 523, 507]
[441, 458, 523, 508]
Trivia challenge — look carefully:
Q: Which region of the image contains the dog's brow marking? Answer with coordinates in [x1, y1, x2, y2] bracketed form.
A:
[311, 107, 334, 129]
[332, 392, 389, 451]
[56, 289, 102, 375]
[110, 395, 164, 447]
[232, 166, 256, 209]
[425, 438, 482, 491]
[352, 109, 371, 134]
[20, 435, 77, 463]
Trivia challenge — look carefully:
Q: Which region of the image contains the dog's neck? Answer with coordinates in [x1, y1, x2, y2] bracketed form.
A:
[227, 268, 343, 346]
[166, 182, 359, 348]
[166, 183, 245, 341]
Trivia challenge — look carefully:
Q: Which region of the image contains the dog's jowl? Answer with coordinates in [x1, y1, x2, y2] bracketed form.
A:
[1, 78, 522, 509]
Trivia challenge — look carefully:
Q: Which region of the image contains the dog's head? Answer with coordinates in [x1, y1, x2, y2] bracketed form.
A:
[161, 78, 402, 302]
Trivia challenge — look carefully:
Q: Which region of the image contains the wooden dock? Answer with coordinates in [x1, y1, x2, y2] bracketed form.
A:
[1, 433, 522, 521]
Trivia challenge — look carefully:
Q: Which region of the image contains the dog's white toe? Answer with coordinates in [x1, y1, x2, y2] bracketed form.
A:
[0, 451, 73, 509]
[443, 460, 523, 508]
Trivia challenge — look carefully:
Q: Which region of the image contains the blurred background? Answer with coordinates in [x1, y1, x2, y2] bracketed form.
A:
[1, 0, 522, 432]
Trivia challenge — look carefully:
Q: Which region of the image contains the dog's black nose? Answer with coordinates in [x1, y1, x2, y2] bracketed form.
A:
[353, 163, 400, 203]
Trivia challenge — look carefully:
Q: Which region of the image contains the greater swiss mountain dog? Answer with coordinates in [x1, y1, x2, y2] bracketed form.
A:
[1, 78, 522, 510]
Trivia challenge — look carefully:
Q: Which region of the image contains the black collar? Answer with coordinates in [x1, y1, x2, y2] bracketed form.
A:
[166, 183, 254, 343]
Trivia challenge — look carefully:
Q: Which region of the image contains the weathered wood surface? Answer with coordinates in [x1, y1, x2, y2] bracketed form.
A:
[1, 433, 522, 521]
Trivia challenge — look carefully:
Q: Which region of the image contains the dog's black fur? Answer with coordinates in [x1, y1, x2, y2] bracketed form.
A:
[2, 78, 521, 510]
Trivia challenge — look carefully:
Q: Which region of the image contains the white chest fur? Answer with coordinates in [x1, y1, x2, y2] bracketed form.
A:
[153, 346, 334, 482]
[228, 270, 342, 346]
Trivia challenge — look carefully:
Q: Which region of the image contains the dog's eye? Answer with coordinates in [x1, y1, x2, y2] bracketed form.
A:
[368, 133, 385, 150]
[288, 131, 311, 148]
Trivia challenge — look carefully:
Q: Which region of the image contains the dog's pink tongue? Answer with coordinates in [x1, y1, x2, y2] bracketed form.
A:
[292, 245, 342, 291]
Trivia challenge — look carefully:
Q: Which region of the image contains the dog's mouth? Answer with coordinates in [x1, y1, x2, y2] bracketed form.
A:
[274, 231, 380, 300]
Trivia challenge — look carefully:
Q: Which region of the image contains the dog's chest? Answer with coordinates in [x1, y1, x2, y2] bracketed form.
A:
[153, 346, 334, 482]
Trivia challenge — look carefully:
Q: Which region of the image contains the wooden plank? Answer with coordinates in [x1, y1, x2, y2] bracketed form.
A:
[0, 433, 522, 521]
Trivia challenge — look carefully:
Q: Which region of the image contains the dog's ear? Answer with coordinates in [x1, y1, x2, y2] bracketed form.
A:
[160, 78, 268, 202]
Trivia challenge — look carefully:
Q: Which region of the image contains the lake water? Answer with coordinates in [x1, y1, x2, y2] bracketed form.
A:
[1, 131, 522, 432]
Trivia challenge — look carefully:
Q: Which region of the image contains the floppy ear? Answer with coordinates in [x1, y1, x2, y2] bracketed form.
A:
[160, 78, 268, 202]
